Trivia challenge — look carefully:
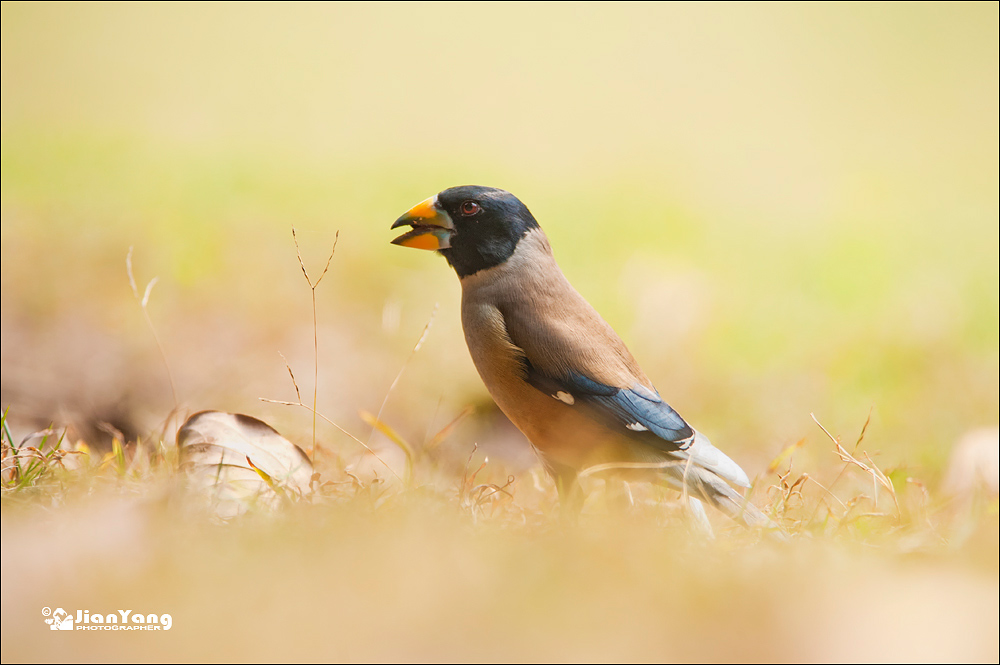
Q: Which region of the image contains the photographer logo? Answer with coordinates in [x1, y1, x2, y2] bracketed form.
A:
[42, 606, 172, 631]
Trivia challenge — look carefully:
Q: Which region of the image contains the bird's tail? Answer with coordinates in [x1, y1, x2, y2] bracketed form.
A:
[690, 470, 773, 528]
[664, 463, 780, 531]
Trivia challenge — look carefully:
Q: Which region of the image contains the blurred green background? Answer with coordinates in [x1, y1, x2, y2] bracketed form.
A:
[2, 2, 997, 479]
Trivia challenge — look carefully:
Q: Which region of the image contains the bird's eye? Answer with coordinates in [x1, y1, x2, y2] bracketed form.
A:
[460, 201, 481, 216]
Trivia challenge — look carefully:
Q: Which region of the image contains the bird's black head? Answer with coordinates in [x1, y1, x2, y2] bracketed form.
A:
[391, 185, 540, 277]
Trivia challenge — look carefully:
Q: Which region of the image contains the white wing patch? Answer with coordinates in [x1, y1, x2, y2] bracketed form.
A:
[626, 422, 649, 432]
[553, 391, 575, 405]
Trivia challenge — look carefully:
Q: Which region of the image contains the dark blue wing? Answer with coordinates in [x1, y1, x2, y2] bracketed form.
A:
[519, 357, 694, 449]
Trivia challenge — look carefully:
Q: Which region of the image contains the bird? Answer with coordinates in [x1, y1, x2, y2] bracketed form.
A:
[391, 185, 772, 530]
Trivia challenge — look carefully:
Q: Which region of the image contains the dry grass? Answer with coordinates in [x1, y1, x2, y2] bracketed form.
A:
[1, 409, 997, 662]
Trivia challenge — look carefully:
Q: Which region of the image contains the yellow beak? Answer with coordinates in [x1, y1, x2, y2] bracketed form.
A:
[390, 196, 455, 250]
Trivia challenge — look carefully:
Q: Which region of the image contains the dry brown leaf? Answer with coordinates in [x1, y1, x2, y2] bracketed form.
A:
[178, 411, 313, 519]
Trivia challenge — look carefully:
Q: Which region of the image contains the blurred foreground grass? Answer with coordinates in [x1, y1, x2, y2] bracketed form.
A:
[1, 3, 998, 662]
[1, 408, 997, 662]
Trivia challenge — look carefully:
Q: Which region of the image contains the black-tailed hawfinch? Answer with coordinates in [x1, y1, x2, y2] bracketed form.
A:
[391, 185, 770, 528]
